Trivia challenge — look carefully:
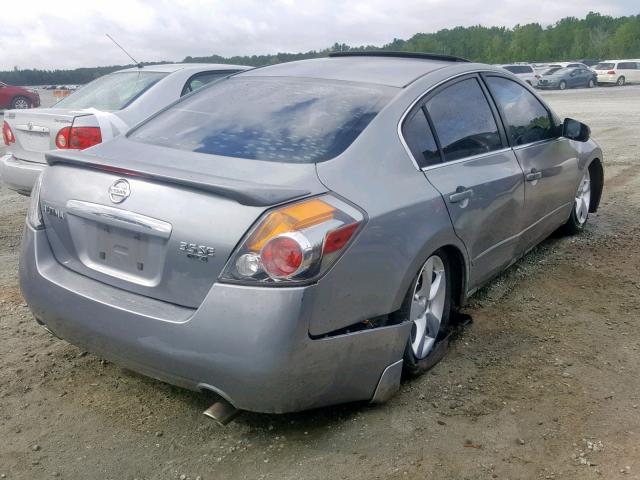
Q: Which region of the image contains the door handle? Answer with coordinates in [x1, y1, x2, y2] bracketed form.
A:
[526, 170, 543, 182]
[449, 187, 473, 203]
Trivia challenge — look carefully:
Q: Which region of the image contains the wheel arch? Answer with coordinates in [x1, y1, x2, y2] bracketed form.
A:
[587, 158, 604, 213]
[395, 242, 469, 312]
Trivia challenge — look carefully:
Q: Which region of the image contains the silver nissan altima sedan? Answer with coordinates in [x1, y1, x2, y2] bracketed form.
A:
[19, 52, 604, 419]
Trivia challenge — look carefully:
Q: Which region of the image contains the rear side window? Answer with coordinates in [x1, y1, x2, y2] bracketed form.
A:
[402, 109, 440, 167]
[130, 77, 395, 163]
[182, 71, 236, 95]
[425, 78, 502, 162]
[595, 63, 615, 70]
[618, 62, 638, 70]
[486, 76, 556, 146]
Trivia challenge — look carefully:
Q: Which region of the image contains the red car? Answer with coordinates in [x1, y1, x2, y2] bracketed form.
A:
[0, 82, 40, 109]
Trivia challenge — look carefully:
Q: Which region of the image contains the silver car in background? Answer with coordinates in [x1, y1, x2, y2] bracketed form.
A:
[20, 52, 604, 418]
[1, 63, 250, 195]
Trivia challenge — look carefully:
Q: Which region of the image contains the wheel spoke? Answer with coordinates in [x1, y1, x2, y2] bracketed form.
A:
[417, 258, 434, 298]
[575, 197, 583, 218]
[428, 271, 443, 301]
[425, 311, 440, 339]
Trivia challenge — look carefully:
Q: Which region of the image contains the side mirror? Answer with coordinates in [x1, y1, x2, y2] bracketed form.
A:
[562, 118, 590, 142]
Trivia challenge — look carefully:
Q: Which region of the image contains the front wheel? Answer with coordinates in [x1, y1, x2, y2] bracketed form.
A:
[617, 76, 626, 86]
[11, 96, 31, 109]
[562, 169, 591, 235]
[559, 80, 567, 90]
[400, 250, 452, 376]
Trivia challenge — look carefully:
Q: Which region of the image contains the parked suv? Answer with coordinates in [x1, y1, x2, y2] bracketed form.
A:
[499, 64, 540, 87]
[0, 82, 40, 109]
[1, 63, 249, 195]
[21, 52, 603, 418]
[594, 60, 640, 86]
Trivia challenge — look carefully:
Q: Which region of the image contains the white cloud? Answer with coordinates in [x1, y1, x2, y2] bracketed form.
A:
[0, 0, 636, 70]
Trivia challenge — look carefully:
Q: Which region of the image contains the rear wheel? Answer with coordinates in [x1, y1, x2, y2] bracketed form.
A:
[400, 250, 452, 376]
[11, 96, 31, 109]
[588, 79, 595, 88]
[617, 76, 626, 86]
[562, 169, 591, 235]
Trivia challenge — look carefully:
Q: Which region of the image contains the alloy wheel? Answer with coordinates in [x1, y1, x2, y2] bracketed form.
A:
[13, 98, 30, 109]
[575, 169, 591, 225]
[409, 255, 446, 359]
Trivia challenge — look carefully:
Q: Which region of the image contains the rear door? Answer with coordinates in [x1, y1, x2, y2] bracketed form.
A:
[403, 75, 526, 290]
[483, 74, 579, 251]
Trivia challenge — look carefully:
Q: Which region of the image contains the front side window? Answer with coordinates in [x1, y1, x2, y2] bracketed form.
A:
[402, 109, 440, 167]
[425, 78, 502, 162]
[130, 77, 396, 163]
[486, 76, 556, 146]
[55, 71, 167, 111]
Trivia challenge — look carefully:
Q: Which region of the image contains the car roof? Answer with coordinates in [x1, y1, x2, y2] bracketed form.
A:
[237, 54, 465, 88]
[116, 63, 251, 74]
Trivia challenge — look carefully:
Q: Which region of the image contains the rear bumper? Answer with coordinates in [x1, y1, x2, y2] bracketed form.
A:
[19, 224, 410, 413]
[0, 154, 45, 195]
[596, 75, 618, 84]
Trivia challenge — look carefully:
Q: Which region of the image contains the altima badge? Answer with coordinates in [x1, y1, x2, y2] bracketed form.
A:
[109, 179, 130, 204]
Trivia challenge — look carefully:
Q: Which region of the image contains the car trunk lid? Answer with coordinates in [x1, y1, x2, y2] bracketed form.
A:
[4, 108, 91, 163]
[40, 138, 326, 308]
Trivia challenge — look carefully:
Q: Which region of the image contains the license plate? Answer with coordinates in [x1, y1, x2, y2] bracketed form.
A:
[17, 131, 50, 152]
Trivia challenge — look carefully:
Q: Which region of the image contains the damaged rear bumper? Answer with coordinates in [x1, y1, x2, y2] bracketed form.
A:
[20, 224, 410, 413]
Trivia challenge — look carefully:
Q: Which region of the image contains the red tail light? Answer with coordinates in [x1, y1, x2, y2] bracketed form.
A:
[323, 223, 359, 254]
[221, 196, 365, 284]
[2, 121, 15, 145]
[55, 126, 102, 150]
[607, 70, 616, 75]
[261, 235, 305, 278]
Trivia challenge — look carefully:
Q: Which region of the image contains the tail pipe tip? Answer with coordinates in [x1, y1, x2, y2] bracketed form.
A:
[203, 398, 241, 426]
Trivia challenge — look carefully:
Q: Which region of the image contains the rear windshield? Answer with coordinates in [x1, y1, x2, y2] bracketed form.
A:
[55, 71, 168, 111]
[595, 63, 615, 70]
[129, 77, 396, 163]
[503, 65, 532, 74]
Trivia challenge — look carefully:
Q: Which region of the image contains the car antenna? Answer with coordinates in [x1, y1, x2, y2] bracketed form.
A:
[105, 34, 143, 68]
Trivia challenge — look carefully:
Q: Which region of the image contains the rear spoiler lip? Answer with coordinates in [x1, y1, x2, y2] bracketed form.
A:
[45, 151, 312, 207]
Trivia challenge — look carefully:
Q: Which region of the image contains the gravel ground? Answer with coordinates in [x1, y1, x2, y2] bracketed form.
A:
[1, 85, 640, 480]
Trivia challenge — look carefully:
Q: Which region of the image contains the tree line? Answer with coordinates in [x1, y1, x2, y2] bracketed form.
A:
[2, 12, 639, 86]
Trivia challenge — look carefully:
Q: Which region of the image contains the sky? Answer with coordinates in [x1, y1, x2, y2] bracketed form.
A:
[0, 0, 638, 70]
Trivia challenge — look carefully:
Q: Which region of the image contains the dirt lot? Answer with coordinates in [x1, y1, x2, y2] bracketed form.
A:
[1, 85, 640, 480]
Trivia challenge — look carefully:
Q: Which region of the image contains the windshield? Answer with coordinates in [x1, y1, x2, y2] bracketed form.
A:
[595, 63, 615, 70]
[130, 77, 396, 163]
[55, 71, 167, 110]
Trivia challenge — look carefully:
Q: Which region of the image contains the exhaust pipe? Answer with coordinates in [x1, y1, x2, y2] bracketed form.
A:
[203, 398, 240, 426]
